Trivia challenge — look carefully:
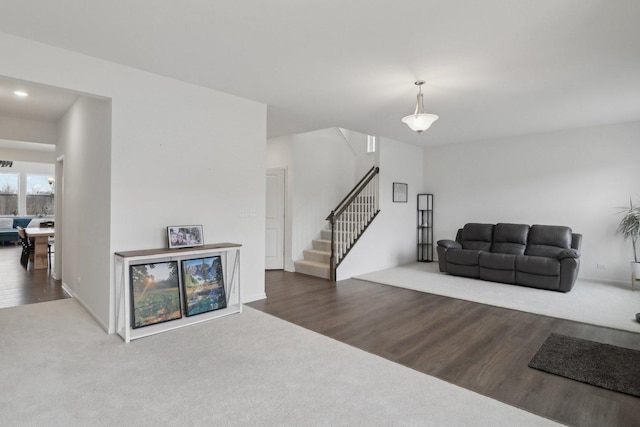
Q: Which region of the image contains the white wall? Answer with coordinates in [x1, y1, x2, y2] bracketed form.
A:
[0, 115, 58, 144]
[337, 137, 423, 280]
[267, 128, 365, 269]
[424, 121, 640, 284]
[0, 139, 56, 163]
[340, 129, 376, 179]
[57, 96, 111, 328]
[291, 128, 357, 263]
[0, 32, 267, 332]
[267, 129, 415, 279]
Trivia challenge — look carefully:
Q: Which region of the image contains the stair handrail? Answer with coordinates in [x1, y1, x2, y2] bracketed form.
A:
[326, 166, 379, 222]
[326, 166, 380, 281]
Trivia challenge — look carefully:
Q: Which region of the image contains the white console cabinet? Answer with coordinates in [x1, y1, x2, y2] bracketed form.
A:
[114, 243, 241, 343]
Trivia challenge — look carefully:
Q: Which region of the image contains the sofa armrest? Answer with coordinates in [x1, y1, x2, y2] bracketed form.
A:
[557, 248, 579, 259]
[437, 239, 462, 250]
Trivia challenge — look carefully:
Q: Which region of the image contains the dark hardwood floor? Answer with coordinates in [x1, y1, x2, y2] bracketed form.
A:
[249, 270, 640, 427]
[0, 244, 69, 309]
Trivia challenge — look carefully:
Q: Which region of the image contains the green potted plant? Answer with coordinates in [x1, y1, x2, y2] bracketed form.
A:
[617, 198, 640, 278]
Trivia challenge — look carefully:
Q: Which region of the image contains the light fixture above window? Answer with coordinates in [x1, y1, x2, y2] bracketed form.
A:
[401, 81, 438, 133]
[14, 90, 29, 97]
[48, 177, 55, 197]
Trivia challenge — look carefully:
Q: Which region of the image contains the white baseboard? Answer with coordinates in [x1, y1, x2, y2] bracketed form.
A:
[62, 282, 110, 333]
[579, 276, 632, 288]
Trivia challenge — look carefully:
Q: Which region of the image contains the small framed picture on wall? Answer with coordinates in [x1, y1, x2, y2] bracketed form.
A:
[393, 182, 408, 203]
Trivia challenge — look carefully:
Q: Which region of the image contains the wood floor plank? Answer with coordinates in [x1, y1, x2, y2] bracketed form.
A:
[0, 245, 68, 309]
[250, 270, 640, 427]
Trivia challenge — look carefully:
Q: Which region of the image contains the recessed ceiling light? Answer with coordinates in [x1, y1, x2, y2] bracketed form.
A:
[14, 90, 29, 97]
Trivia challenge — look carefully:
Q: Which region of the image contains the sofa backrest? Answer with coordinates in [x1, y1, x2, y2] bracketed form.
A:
[0, 217, 33, 229]
[524, 225, 572, 257]
[459, 223, 494, 251]
[13, 218, 32, 229]
[491, 223, 529, 255]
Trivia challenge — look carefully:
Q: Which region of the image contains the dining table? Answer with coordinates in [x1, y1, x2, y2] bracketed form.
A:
[25, 227, 55, 270]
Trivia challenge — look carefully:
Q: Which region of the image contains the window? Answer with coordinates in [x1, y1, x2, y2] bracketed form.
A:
[367, 135, 377, 153]
[0, 173, 19, 215]
[26, 174, 55, 216]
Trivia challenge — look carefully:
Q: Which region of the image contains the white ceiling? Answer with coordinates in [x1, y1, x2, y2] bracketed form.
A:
[0, 77, 79, 122]
[0, 0, 639, 146]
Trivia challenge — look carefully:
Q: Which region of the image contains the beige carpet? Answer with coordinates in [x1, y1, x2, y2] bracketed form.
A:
[0, 298, 559, 426]
[355, 262, 640, 333]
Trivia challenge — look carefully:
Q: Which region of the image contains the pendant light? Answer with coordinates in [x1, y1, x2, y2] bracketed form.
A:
[401, 81, 438, 132]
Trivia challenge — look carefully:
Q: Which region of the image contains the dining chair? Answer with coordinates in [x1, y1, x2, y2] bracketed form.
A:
[39, 222, 55, 267]
[17, 226, 53, 269]
[48, 239, 54, 268]
[16, 227, 33, 268]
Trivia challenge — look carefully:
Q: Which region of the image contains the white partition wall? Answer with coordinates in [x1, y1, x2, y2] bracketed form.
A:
[0, 32, 267, 333]
[336, 137, 422, 280]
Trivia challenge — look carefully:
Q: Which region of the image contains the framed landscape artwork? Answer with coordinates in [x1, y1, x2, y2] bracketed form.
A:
[181, 256, 227, 317]
[167, 225, 204, 249]
[130, 261, 182, 329]
[393, 182, 408, 203]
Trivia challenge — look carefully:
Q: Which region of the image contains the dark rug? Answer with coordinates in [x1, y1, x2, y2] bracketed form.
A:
[529, 333, 640, 398]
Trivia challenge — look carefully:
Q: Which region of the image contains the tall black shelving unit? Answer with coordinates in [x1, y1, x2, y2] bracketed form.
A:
[417, 194, 433, 262]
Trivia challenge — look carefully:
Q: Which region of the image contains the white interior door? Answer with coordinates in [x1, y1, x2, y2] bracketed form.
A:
[265, 168, 285, 269]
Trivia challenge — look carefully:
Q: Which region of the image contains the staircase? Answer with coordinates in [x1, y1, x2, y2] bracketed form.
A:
[294, 166, 380, 280]
[294, 229, 332, 279]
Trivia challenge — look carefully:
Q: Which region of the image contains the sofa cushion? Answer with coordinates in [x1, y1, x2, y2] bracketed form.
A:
[447, 263, 479, 278]
[516, 255, 560, 276]
[479, 252, 516, 270]
[460, 223, 494, 251]
[525, 225, 572, 258]
[447, 249, 482, 266]
[515, 271, 560, 291]
[491, 223, 529, 255]
[0, 218, 13, 229]
[480, 268, 515, 284]
[479, 252, 516, 284]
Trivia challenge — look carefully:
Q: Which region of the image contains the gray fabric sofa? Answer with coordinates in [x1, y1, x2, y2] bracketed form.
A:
[437, 223, 582, 292]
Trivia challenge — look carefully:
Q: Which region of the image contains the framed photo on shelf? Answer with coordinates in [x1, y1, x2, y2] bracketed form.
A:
[130, 261, 182, 329]
[167, 225, 204, 249]
[393, 182, 408, 203]
[181, 256, 227, 316]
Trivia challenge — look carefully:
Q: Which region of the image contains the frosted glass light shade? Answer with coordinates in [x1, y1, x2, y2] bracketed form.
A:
[401, 113, 439, 132]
